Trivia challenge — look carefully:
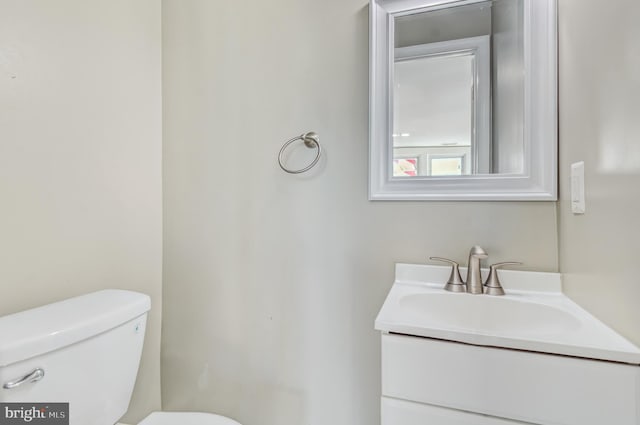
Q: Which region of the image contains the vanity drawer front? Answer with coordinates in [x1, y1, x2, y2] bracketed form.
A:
[382, 333, 640, 425]
[382, 397, 533, 425]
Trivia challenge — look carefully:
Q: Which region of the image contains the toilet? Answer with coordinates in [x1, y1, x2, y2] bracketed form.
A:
[0, 290, 241, 425]
[138, 412, 240, 425]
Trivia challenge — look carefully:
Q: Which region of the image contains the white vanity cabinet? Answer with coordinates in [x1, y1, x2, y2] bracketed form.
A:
[376, 264, 640, 425]
[382, 397, 531, 424]
[381, 333, 640, 425]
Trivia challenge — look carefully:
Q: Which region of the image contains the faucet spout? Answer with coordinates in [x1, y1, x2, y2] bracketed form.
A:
[466, 246, 488, 294]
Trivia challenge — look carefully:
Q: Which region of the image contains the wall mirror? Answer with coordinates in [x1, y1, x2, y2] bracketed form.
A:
[369, 0, 557, 200]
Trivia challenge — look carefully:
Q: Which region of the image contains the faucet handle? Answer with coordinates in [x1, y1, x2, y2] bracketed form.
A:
[483, 262, 522, 296]
[430, 257, 466, 293]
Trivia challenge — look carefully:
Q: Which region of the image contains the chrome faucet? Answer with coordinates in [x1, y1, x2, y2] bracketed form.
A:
[466, 246, 488, 294]
[431, 246, 521, 296]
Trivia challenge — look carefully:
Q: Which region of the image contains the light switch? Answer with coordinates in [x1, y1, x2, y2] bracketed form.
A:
[571, 161, 585, 214]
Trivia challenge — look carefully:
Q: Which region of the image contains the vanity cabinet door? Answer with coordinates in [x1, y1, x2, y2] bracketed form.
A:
[381, 333, 640, 425]
[382, 397, 533, 425]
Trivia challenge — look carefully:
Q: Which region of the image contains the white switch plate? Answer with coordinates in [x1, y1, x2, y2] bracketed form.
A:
[571, 161, 585, 214]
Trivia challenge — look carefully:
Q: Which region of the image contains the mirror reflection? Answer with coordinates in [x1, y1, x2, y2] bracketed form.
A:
[392, 0, 524, 177]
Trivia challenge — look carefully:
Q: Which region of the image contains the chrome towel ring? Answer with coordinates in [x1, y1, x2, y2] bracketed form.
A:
[278, 131, 322, 174]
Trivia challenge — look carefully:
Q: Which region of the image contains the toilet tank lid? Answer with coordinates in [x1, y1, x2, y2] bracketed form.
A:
[0, 290, 150, 367]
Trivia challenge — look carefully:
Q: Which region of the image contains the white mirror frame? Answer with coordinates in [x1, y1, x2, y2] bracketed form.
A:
[369, 0, 558, 201]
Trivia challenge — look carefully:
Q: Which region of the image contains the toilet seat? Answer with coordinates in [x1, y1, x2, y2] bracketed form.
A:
[138, 411, 242, 425]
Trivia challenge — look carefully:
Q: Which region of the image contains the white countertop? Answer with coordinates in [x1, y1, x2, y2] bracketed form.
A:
[375, 264, 640, 365]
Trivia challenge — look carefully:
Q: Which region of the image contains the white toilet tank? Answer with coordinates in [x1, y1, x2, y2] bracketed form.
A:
[0, 290, 150, 425]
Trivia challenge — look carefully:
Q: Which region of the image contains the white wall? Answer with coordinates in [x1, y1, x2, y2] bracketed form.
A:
[0, 1, 162, 423]
[558, 0, 640, 346]
[161, 1, 558, 424]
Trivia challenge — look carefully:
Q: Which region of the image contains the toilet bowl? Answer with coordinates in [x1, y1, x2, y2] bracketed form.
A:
[0, 290, 242, 425]
[139, 412, 241, 425]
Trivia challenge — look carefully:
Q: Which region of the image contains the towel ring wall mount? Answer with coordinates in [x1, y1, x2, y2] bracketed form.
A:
[278, 132, 322, 174]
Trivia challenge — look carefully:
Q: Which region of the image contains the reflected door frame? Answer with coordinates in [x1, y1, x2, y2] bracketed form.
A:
[394, 35, 491, 174]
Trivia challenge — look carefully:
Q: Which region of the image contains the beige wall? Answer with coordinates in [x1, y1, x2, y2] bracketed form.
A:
[558, 0, 640, 346]
[0, 1, 162, 422]
[161, 1, 557, 424]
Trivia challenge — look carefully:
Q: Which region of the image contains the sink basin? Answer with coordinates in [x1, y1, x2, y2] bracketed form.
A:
[375, 263, 640, 364]
[400, 293, 581, 336]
